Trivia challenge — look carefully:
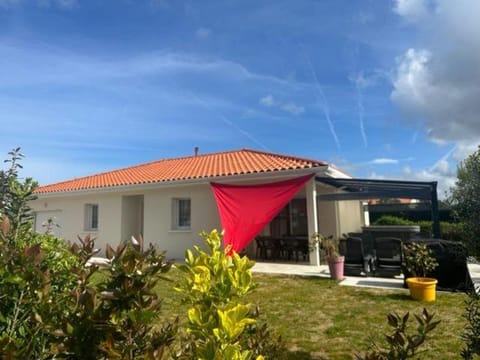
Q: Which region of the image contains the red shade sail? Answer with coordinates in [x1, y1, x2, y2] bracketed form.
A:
[211, 174, 314, 253]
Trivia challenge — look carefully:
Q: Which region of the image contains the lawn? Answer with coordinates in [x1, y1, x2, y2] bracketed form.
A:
[156, 268, 468, 360]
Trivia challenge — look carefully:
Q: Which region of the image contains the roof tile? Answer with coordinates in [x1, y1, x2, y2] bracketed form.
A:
[35, 148, 328, 194]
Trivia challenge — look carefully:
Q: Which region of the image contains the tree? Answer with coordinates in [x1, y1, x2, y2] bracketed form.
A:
[449, 145, 480, 256]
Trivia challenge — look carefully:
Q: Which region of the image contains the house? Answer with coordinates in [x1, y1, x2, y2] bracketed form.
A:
[30, 148, 366, 265]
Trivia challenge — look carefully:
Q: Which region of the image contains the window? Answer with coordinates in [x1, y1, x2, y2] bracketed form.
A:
[270, 198, 307, 236]
[290, 198, 308, 236]
[85, 204, 99, 231]
[172, 198, 191, 230]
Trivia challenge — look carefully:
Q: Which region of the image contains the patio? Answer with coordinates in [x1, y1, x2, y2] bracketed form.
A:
[252, 261, 480, 291]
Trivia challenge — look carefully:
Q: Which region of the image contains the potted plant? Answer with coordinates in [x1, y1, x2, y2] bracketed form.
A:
[312, 234, 344, 281]
[403, 242, 439, 301]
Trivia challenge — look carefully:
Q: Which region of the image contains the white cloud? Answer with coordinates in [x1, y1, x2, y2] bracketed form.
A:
[391, 147, 457, 198]
[0, 42, 308, 93]
[195, 27, 211, 39]
[453, 142, 480, 162]
[393, 0, 430, 22]
[406, 168, 456, 199]
[391, 0, 480, 164]
[259, 94, 305, 116]
[370, 158, 399, 165]
[259, 94, 275, 107]
[432, 158, 449, 175]
[363, 157, 414, 166]
[281, 102, 304, 115]
[368, 172, 386, 180]
[367, 164, 455, 199]
[391, 48, 431, 114]
[350, 72, 377, 89]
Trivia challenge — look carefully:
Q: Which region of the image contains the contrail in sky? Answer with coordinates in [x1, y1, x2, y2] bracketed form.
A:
[301, 47, 341, 149]
[189, 93, 270, 151]
[355, 78, 368, 147]
[410, 129, 419, 144]
[429, 145, 456, 172]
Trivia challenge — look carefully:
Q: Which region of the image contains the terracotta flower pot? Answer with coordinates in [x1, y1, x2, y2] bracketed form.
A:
[406, 277, 438, 302]
[328, 256, 345, 281]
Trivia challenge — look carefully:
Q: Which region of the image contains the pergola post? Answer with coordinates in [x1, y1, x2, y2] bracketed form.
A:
[431, 182, 441, 238]
[306, 177, 320, 266]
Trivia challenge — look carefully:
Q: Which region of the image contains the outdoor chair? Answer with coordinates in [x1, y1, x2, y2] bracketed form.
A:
[373, 237, 403, 277]
[255, 236, 267, 259]
[339, 236, 374, 276]
[292, 237, 309, 262]
[255, 236, 279, 260]
[279, 237, 296, 261]
[279, 236, 309, 262]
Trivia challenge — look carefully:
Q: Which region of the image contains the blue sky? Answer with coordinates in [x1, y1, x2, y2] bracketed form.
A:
[1, 0, 480, 198]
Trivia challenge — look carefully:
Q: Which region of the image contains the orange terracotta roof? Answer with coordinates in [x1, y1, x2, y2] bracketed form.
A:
[35, 148, 328, 194]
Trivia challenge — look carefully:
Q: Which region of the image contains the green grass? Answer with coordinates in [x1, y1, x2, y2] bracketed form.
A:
[156, 268, 468, 360]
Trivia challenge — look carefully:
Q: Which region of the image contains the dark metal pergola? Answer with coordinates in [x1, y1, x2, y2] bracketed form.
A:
[315, 177, 441, 238]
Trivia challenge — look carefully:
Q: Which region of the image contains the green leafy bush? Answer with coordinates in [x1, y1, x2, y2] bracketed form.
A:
[449, 145, 480, 256]
[373, 216, 415, 226]
[462, 290, 480, 359]
[402, 243, 438, 278]
[0, 148, 37, 235]
[0, 149, 60, 357]
[44, 235, 177, 359]
[357, 308, 440, 360]
[0, 148, 177, 359]
[99, 238, 177, 359]
[0, 216, 52, 358]
[175, 229, 284, 360]
[373, 215, 468, 243]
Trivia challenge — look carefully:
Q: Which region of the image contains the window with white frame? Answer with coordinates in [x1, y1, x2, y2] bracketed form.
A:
[172, 198, 191, 230]
[84, 204, 99, 231]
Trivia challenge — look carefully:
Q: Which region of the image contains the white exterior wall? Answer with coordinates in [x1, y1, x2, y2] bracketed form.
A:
[121, 195, 143, 243]
[32, 183, 222, 260]
[31, 193, 122, 252]
[34, 210, 63, 237]
[30, 175, 364, 264]
[143, 183, 221, 260]
[316, 184, 339, 238]
[336, 200, 364, 235]
[315, 185, 364, 239]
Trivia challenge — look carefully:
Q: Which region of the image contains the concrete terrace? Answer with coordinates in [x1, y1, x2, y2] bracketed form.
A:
[252, 262, 480, 291]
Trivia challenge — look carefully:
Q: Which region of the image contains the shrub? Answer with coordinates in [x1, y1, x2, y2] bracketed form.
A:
[0, 216, 52, 358]
[175, 229, 284, 360]
[0, 148, 177, 359]
[462, 290, 480, 359]
[373, 216, 415, 226]
[357, 308, 440, 360]
[373, 216, 469, 243]
[0, 148, 37, 236]
[449, 146, 480, 256]
[402, 243, 438, 278]
[0, 149, 62, 358]
[439, 222, 468, 242]
[99, 238, 177, 359]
